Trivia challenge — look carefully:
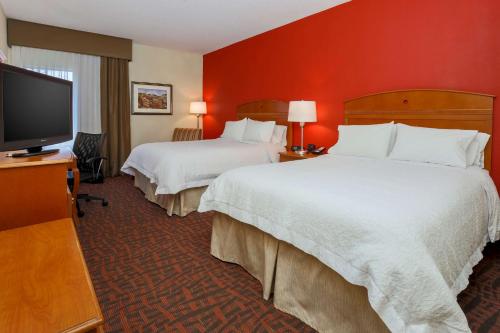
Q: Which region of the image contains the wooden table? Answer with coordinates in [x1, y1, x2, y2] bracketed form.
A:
[0, 218, 104, 333]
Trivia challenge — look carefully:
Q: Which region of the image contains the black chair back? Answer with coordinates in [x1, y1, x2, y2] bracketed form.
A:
[72, 132, 106, 174]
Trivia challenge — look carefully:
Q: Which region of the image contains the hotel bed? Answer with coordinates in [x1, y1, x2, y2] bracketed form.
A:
[121, 100, 292, 216]
[198, 90, 499, 332]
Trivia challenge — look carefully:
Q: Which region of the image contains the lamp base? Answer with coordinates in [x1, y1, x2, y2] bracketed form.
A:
[295, 149, 307, 156]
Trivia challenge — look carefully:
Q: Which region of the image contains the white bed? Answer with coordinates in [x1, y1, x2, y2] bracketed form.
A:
[199, 154, 499, 332]
[121, 100, 292, 216]
[121, 138, 284, 195]
[199, 90, 498, 332]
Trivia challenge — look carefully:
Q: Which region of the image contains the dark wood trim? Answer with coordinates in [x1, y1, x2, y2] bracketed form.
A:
[7, 19, 132, 61]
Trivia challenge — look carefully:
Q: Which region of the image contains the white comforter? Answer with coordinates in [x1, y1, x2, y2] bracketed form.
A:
[198, 155, 500, 333]
[121, 138, 284, 194]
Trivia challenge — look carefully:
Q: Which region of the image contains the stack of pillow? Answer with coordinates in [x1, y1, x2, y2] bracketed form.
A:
[220, 118, 288, 147]
[329, 122, 490, 168]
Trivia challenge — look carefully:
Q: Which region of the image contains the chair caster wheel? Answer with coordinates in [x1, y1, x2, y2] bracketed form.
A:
[78, 211, 85, 218]
[102, 201, 108, 207]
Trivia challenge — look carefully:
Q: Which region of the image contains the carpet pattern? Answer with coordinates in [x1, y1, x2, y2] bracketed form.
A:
[77, 176, 499, 332]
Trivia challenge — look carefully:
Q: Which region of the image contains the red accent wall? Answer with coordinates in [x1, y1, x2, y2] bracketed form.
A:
[203, 0, 500, 183]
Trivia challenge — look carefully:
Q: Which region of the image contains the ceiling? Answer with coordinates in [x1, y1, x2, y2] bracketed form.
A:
[0, 0, 349, 54]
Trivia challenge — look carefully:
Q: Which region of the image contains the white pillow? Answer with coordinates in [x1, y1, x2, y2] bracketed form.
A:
[271, 125, 288, 146]
[434, 130, 489, 166]
[242, 119, 276, 143]
[328, 122, 395, 158]
[389, 124, 477, 168]
[220, 118, 247, 141]
[468, 132, 490, 167]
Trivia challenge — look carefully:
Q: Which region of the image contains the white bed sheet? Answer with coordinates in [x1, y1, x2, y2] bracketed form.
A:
[199, 155, 500, 333]
[121, 138, 284, 195]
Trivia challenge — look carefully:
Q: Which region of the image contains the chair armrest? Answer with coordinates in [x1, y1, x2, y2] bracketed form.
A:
[85, 156, 108, 164]
[84, 156, 108, 181]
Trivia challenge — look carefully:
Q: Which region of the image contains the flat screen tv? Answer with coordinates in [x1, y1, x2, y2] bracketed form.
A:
[0, 63, 72, 157]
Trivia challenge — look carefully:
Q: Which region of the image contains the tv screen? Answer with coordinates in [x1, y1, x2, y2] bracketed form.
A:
[0, 64, 72, 153]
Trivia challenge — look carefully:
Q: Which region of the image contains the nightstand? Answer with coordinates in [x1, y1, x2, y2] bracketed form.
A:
[279, 151, 320, 162]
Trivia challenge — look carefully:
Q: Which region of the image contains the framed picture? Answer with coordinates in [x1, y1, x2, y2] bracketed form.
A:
[131, 81, 173, 115]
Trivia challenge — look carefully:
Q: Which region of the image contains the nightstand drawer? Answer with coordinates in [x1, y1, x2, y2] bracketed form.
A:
[279, 154, 300, 162]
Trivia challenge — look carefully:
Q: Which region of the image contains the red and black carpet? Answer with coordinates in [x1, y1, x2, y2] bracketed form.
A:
[77, 176, 499, 332]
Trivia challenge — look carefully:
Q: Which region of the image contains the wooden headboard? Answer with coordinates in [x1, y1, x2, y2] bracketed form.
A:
[345, 90, 494, 170]
[237, 100, 292, 149]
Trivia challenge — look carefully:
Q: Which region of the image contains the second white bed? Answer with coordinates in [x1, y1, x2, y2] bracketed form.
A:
[199, 154, 500, 332]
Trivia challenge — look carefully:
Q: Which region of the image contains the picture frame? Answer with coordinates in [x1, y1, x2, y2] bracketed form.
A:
[131, 81, 173, 115]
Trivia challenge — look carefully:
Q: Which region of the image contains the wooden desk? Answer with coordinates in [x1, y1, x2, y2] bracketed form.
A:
[0, 148, 79, 230]
[0, 218, 104, 333]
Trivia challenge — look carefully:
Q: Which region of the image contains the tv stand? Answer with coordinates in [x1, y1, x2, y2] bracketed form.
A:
[0, 147, 80, 229]
[11, 146, 59, 158]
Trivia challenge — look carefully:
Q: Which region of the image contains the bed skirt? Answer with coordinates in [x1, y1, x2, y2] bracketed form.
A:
[133, 171, 206, 217]
[211, 212, 389, 333]
[211, 212, 279, 300]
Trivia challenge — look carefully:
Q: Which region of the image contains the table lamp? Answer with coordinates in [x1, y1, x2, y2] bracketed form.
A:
[288, 101, 317, 155]
[189, 101, 207, 129]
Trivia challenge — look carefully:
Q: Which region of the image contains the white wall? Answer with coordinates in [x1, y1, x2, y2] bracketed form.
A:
[129, 43, 203, 148]
[0, 4, 8, 57]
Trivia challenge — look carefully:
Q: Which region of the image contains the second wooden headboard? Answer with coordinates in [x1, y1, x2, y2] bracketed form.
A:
[345, 90, 494, 170]
[236, 100, 292, 149]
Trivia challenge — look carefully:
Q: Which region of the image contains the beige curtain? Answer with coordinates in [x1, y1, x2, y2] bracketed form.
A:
[100, 57, 131, 176]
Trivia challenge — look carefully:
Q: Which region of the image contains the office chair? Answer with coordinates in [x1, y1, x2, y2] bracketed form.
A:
[68, 132, 108, 218]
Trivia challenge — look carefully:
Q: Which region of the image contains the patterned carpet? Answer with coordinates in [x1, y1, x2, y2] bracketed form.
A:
[77, 176, 499, 333]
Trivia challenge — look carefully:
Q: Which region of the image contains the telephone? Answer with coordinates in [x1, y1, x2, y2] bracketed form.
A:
[311, 146, 325, 155]
[305, 144, 325, 155]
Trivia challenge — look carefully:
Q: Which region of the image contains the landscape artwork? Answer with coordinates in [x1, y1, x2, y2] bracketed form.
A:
[131, 82, 173, 115]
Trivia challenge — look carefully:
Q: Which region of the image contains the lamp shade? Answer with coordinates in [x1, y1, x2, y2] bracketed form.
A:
[189, 101, 207, 115]
[288, 101, 317, 123]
